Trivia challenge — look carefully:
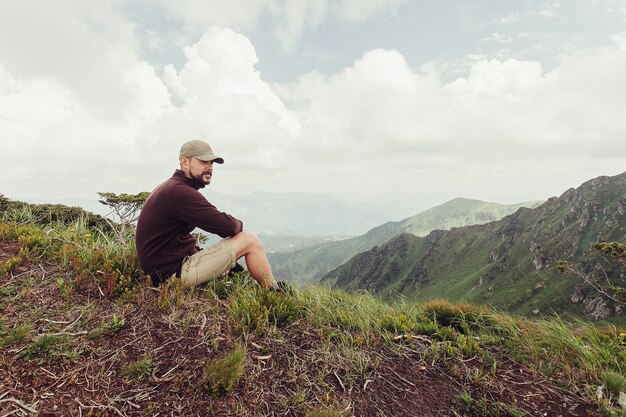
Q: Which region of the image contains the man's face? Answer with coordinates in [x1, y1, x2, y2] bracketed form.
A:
[181, 157, 214, 185]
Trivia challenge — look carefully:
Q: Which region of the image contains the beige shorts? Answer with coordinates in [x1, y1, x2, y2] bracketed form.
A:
[180, 239, 236, 286]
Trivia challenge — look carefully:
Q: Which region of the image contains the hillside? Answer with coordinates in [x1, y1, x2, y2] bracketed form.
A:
[270, 198, 541, 283]
[322, 172, 626, 320]
[1, 205, 623, 416]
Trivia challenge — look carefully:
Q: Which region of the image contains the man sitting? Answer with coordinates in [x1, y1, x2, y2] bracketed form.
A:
[136, 139, 278, 290]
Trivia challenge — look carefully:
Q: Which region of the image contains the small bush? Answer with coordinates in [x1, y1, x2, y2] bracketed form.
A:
[603, 371, 626, 397]
[20, 334, 78, 363]
[122, 357, 155, 381]
[202, 344, 247, 396]
[306, 408, 345, 417]
[229, 288, 302, 334]
[88, 313, 125, 339]
[0, 324, 30, 347]
[421, 299, 495, 332]
[379, 311, 416, 334]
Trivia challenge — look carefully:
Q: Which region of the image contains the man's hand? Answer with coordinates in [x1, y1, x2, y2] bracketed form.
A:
[270, 281, 293, 294]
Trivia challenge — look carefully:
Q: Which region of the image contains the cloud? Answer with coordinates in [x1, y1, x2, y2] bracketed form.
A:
[480, 33, 513, 43]
[0, 1, 142, 118]
[154, 0, 271, 34]
[0, 22, 300, 200]
[156, 0, 409, 51]
[272, 0, 328, 51]
[333, 0, 408, 21]
[160, 27, 301, 168]
[275, 34, 626, 201]
[538, 1, 560, 17]
[493, 13, 519, 25]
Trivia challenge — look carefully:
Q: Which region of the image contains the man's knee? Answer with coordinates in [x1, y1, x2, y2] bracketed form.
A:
[231, 231, 264, 256]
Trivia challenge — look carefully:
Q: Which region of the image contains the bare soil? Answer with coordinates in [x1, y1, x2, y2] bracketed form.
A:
[0, 241, 600, 417]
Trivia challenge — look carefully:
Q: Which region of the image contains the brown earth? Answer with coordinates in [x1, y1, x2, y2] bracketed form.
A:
[0, 242, 600, 417]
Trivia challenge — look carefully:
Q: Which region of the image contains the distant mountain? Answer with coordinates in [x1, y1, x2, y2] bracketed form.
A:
[322, 172, 626, 320]
[206, 190, 391, 237]
[270, 198, 541, 282]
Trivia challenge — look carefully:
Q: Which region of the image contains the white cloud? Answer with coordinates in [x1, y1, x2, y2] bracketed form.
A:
[0, 24, 303, 200]
[157, 0, 409, 51]
[154, 0, 271, 34]
[0, 1, 142, 118]
[273, 0, 328, 51]
[480, 33, 513, 43]
[538, 1, 560, 17]
[334, 0, 408, 21]
[275, 35, 626, 201]
[493, 13, 519, 25]
[160, 28, 301, 165]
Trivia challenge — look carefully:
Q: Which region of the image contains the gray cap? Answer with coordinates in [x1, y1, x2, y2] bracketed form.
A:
[179, 140, 224, 164]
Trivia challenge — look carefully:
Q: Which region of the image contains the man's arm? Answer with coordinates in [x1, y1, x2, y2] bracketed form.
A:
[171, 185, 242, 237]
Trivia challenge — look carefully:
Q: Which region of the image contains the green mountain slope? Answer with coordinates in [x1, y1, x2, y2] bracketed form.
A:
[322, 172, 626, 320]
[270, 198, 541, 282]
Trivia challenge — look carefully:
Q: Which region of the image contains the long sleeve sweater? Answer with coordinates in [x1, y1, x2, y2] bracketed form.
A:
[135, 170, 243, 284]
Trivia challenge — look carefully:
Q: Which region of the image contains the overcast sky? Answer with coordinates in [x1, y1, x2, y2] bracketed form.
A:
[1, 0, 625, 219]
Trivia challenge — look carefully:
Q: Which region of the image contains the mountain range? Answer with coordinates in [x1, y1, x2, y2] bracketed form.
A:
[322, 172, 626, 321]
[269, 198, 542, 282]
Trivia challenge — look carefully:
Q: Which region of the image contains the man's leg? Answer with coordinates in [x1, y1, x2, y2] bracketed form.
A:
[180, 239, 236, 286]
[229, 231, 276, 289]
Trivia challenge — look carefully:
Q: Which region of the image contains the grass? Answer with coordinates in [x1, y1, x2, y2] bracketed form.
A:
[2, 198, 626, 415]
[20, 334, 80, 363]
[122, 356, 155, 381]
[0, 323, 30, 347]
[202, 344, 247, 396]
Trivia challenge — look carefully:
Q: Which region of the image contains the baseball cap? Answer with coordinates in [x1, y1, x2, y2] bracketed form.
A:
[179, 140, 224, 164]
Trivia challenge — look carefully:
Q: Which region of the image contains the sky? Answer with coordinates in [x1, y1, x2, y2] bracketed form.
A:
[1, 0, 625, 220]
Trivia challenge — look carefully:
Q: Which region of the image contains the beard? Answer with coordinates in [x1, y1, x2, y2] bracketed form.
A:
[192, 171, 212, 184]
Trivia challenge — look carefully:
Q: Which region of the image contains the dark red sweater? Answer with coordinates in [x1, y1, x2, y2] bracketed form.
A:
[135, 170, 243, 284]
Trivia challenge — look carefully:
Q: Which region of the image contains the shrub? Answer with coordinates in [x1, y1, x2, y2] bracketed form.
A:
[122, 357, 155, 381]
[603, 371, 626, 397]
[0, 324, 30, 347]
[202, 344, 247, 396]
[229, 287, 303, 334]
[20, 334, 78, 363]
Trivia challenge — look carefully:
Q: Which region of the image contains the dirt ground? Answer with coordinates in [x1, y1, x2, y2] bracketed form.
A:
[0, 241, 600, 417]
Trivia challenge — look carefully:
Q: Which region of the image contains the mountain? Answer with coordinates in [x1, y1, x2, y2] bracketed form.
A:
[322, 172, 626, 320]
[270, 198, 541, 282]
[206, 190, 391, 237]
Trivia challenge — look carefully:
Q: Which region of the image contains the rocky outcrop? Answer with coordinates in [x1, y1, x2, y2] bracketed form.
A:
[571, 284, 586, 303]
[583, 297, 613, 321]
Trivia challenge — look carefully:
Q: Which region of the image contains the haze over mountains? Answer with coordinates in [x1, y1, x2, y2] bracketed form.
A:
[322, 172, 626, 321]
[269, 198, 542, 282]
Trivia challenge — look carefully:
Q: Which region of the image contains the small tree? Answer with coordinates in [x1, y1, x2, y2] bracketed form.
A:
[558, 241, 626, 303]
[97, 192, 149, 245]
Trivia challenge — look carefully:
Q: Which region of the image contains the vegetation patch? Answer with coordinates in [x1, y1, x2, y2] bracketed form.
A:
[122, 356, 155, 381]
[202, 344, 247, 396]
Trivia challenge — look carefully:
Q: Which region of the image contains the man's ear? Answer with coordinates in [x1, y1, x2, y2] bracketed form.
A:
[179, 156, 188, 170]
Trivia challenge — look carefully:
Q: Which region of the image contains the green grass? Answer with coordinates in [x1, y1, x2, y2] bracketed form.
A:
[20, 334, 80, 363]
[0, 323, 30, 347]
[122, 357, 155, 381]
[202, 344, 247, 396]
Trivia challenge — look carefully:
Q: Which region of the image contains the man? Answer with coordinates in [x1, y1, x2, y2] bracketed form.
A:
[136, 139, 278, 290]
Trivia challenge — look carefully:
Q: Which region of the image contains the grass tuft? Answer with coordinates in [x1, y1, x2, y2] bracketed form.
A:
[20, 334, 79, 363]
[202, 343, 247, 396]
[122, 357, 155, 381]
[0, 323, 30, 347]
[229, 287, 303, 334]
[603, 371, 626, 397]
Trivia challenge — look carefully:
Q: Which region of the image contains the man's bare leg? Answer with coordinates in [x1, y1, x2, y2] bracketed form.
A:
[229, 231, 276, 289]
